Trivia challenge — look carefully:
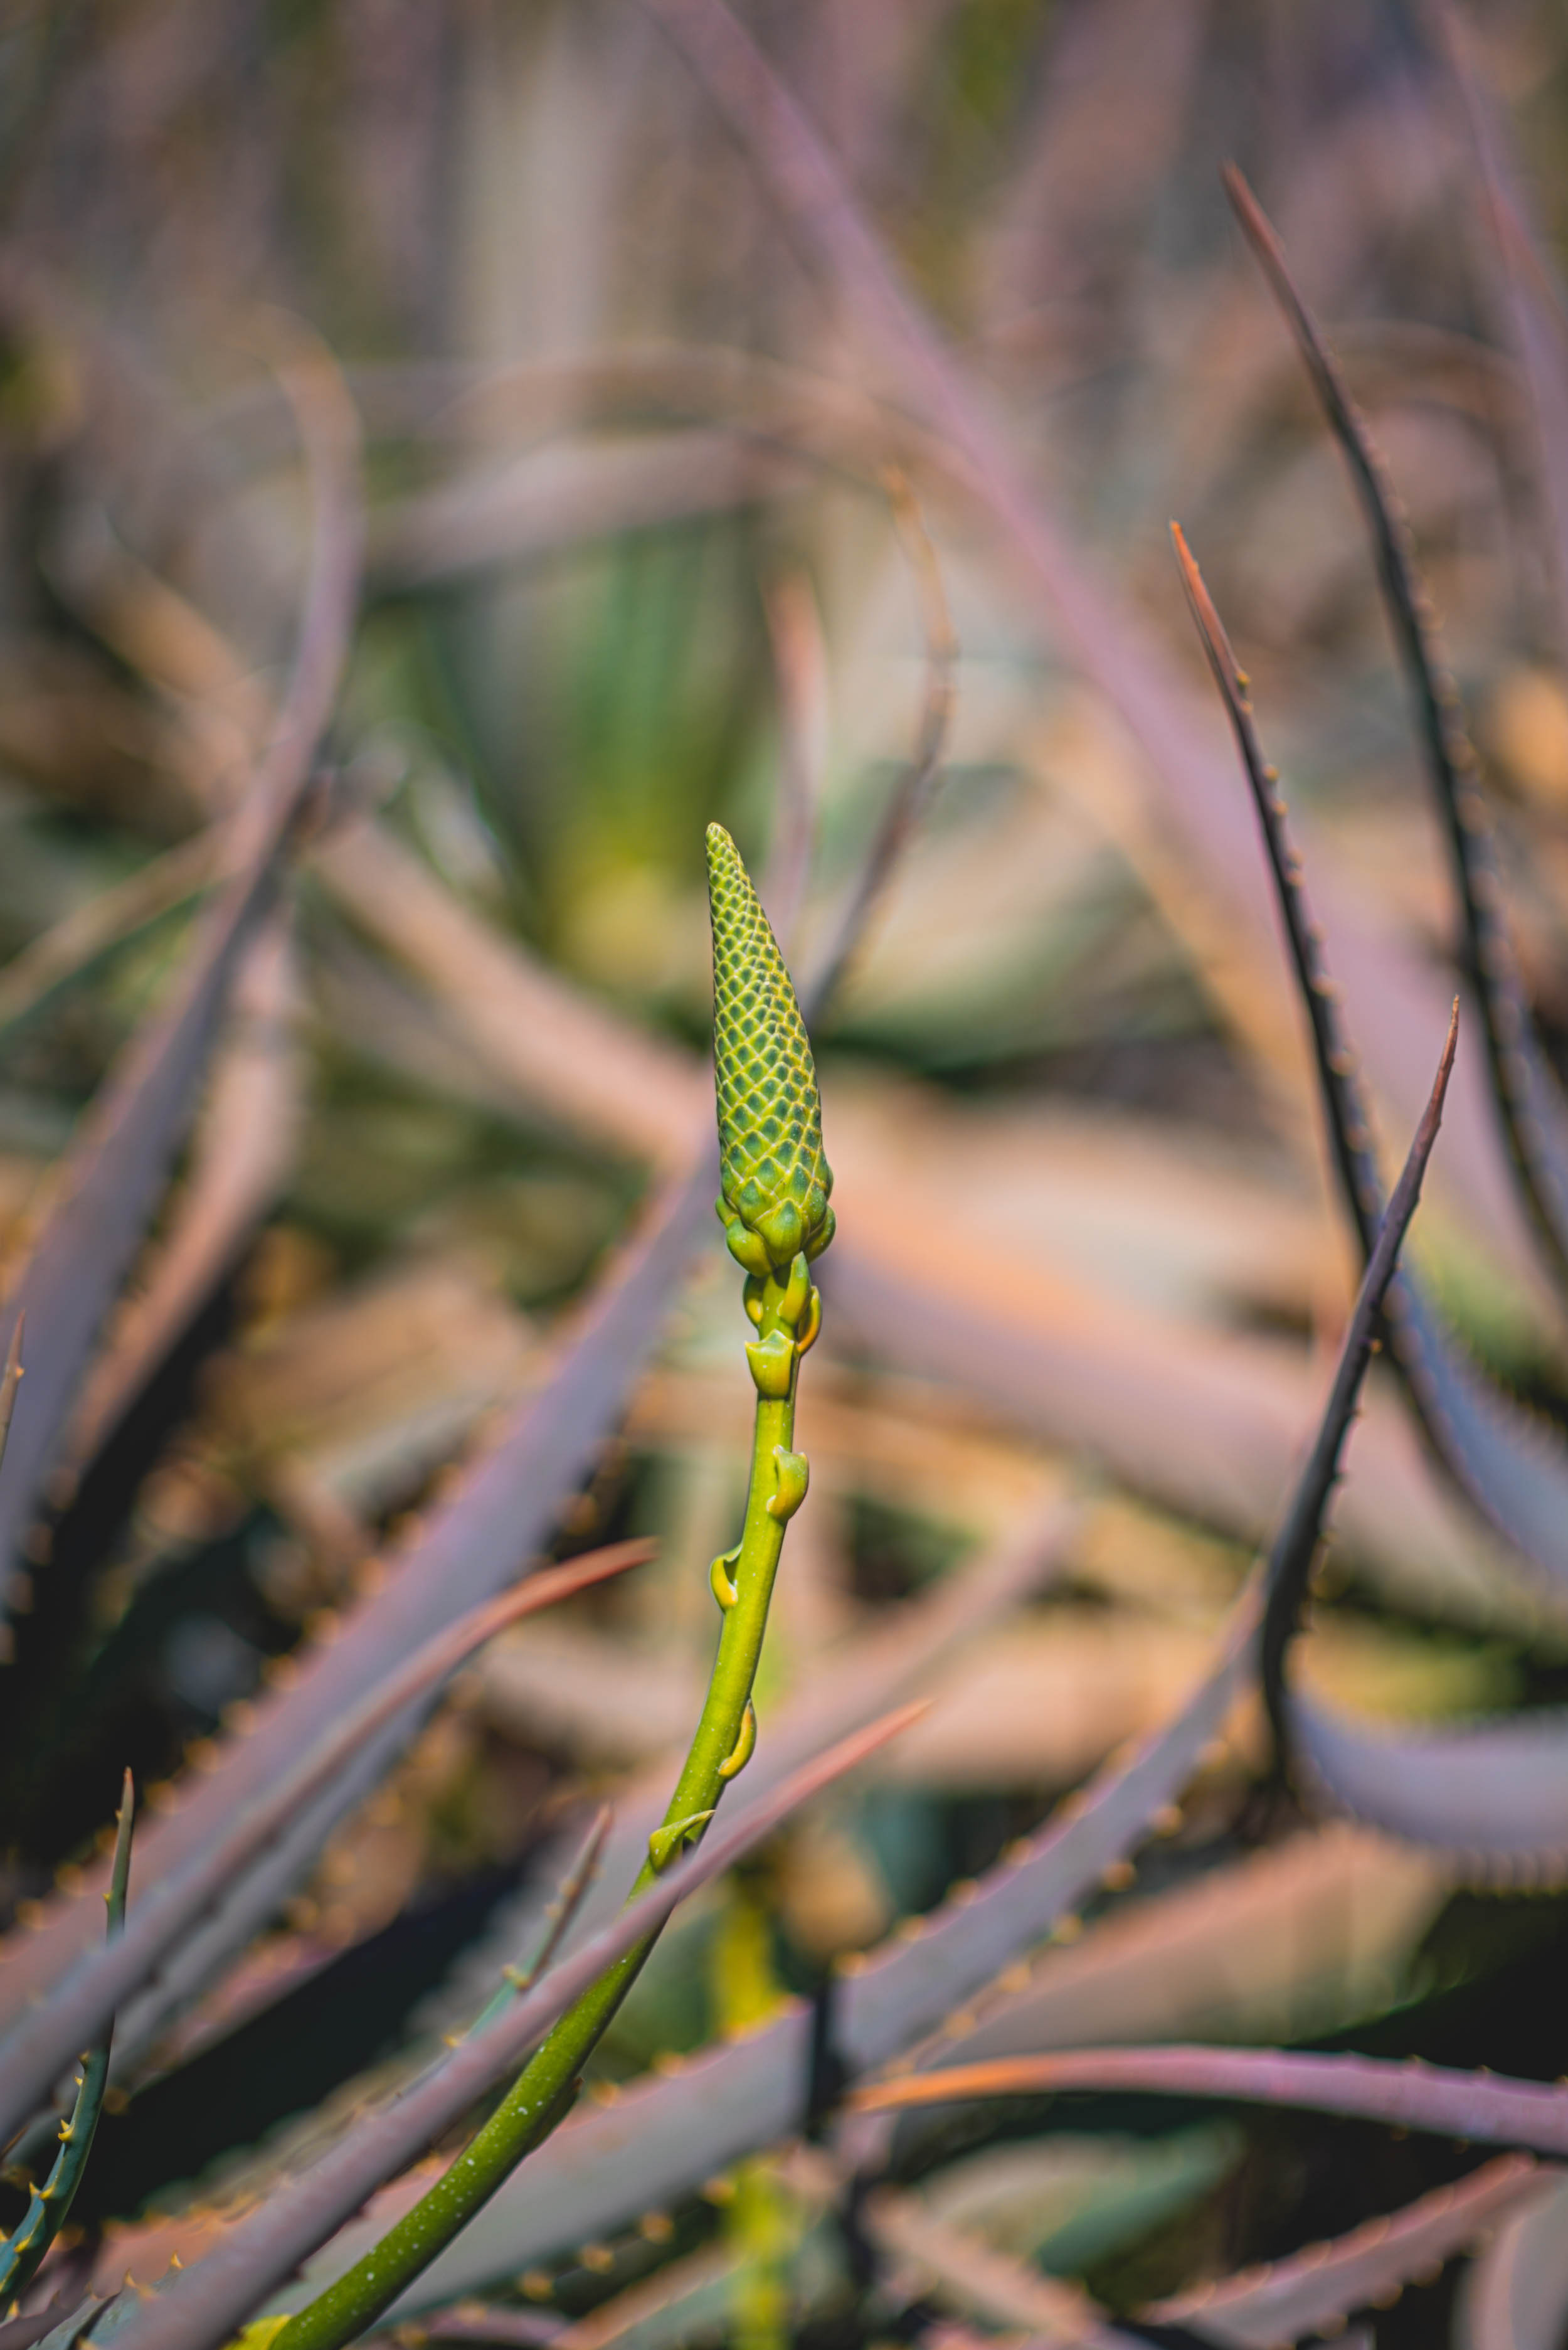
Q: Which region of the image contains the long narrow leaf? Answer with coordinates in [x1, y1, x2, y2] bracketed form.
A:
[0, 1164, 712, 2063]
[852, 2046, 1568, 2156]
[848, 1001, 1454, 2084]
[1224, 163, 1568, 1300]
[0, 580, 950, 2068]
[636, 0, 1504, 1243]
[457, 1487, 1078, 1984]
[97, 1705, 925, 2350]
[0, 348, 361, 1639]
[1282, 1691, 1568, 1879]
[1459, 2168, 1568, 2350]
[1143, 2153, 1540, 2347]
[87, 998, 1457, 2311]
[0, 1773, 134, 2300]
[1173, 519, 1568, 1595]
[0, 1541, 652, 2144]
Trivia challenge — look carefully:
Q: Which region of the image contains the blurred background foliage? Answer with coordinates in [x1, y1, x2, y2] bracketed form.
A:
[5, 1, 1568, 2342]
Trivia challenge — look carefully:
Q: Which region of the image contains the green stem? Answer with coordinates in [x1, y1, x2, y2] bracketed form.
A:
[266, 1256, 817, 2350]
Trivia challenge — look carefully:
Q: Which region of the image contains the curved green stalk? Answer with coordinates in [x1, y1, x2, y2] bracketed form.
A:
[0, 1770, 133, 2308]
[258, 826, 830, 2350]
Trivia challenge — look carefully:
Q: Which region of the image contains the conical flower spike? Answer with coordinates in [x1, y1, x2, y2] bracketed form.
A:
[706, 823, 834, 1276]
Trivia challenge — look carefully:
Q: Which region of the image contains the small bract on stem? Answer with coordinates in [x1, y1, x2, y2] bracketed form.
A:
[249, 825, 832, 2350]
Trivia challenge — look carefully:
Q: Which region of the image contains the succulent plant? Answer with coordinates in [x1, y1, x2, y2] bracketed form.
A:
[9, 13, 1568, 2350]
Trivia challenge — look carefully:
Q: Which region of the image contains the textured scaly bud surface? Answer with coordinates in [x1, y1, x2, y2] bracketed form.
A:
[706, 823, 834, 1275]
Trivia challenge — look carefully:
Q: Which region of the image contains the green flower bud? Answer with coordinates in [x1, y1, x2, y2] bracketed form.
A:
[706, 822, 834, 1277]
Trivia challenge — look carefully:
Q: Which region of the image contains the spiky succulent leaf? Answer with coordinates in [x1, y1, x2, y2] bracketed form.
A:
[705, 822, 832, 1276]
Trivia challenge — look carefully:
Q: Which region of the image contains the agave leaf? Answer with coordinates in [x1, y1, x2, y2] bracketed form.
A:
[825, 1215, 1517, 1632]
[1224, 164, 1568, 1304]
[1173, 520, 1568, 1595]
[0, 349, 361, 1640]
[1459, 2168, 1568, 2350]
[395, 2314, 563, 2350]
[0, 1542, 652, 2145]
[854, 2046, 1568, 2157]
[95, 1706, 924, 2350]
[1145, 2152, 1542, 2348]
[464, 1807, 612, 2038]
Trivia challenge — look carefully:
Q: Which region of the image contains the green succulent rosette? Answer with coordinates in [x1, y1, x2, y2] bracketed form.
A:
[706, 822, 834, 1277]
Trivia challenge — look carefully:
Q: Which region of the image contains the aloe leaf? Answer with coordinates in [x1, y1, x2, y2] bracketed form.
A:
[1436, 6, 1568, 688]
[0, 1772, 134, 2302]
[825, 1217, 1512, 1630]
[449, 1485, 1078, 1992]
[637, 4, 1557, 1612]
[1143, 2152, 1540, 2347]
[854, 2045, 1568, 2156]
[314, 817, 705, 1169]
[93, 1706, 923, 2350]
[857, 2182, 1135, 2347]
[637, 0, 1490, 1236]
[1459, 2168, 1568, 2350]
[1172, 519, 1568, 1593]
[0, 1165, 712, 2066]
[1280, 1691, 1568, 1879]
[1180, 511, 1568, 1862]
[0, 646, 946, 2069]
[853, 993, 1454, 2082]
[253, 830, 832, 2350]
[882, 1832, 1449, 2162]
[0, 1315, 24, 1487]
[434, 2250, 733, 2350]
[110, 1499, 1071, 2313]
[275, 1585, 1255, 2316]
[0, 353, 361, 1642]
[18, 2299, 113, 2350]
[65, 918, 300, 1472]
[0, 1541, 651, 2147]
[0, 828, 219, 1051]
[1224, 164, 1568, 1304]
[91, 962, 1452, 2313]
[802, 477, 955, 1015]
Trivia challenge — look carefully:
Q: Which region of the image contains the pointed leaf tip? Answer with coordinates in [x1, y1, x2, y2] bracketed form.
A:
[706, 824, 833, 1275]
